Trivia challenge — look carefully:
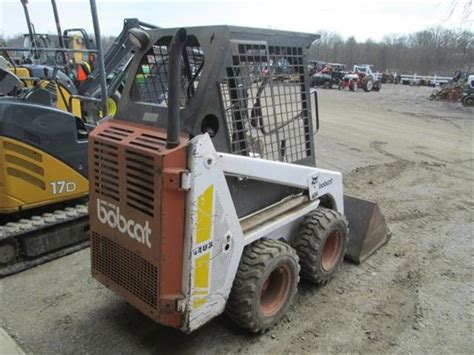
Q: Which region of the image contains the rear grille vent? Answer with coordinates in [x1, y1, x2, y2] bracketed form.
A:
[6, 167, 46, 190]
[5, 154, 45, 176]
[92, 232, 158, 309]
[129, 133, 166, 151]
[93, 141, 120, 202]
[3, 141, 45, 189]
[2, 141, 43, 162]
[125, 150, 155, 217]
[97, 125, 134, 142]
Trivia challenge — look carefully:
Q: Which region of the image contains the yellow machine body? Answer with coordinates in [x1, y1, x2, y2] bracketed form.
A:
[39, 81, 83, 117]
[0, 137, 88, 213]
[10, 67, 34, 87]
[72, 35, 87, 63]
[8, 67, 83, 118]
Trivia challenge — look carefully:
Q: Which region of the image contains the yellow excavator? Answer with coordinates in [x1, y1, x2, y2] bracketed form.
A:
[0, 0, 158, 276]
[0, 0, 110, 276]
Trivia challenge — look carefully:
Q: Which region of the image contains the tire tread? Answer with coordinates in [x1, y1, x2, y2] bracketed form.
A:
[292, 208, 348, 285]
[226, 239, 300, 333]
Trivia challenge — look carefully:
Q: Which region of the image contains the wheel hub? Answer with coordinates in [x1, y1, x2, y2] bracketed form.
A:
[321, 230, 343, 271]
[260, 264, 291, 316]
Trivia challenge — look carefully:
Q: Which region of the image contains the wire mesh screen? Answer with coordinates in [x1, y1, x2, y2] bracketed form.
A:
[220, 42, 312, 163]
[131, 35, 204, 107]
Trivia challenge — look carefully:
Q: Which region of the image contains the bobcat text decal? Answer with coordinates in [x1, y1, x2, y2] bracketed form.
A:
[97, 198, 152, 248]
[319, 178, 333, 189]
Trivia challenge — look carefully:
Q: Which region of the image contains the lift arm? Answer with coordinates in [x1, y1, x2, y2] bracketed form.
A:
[217, 152, 344, 213]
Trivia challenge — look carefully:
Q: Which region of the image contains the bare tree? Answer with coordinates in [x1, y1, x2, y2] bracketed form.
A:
[308, 27, 474, 75]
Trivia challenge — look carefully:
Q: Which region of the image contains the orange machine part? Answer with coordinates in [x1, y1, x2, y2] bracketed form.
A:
[89, 119, 188, 329]
[77, 63, 88, 81]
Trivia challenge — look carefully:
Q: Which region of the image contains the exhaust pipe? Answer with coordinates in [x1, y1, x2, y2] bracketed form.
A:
[166, 28, 188, 149]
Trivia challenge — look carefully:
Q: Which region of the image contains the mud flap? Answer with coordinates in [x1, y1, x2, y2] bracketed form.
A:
[344, 195, 391, 264]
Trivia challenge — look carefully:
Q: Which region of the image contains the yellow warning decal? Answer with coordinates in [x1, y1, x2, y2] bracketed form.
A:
[192, 252, 211, 309]
[194, 252, 210, 289]
[192, 185, 214, 309]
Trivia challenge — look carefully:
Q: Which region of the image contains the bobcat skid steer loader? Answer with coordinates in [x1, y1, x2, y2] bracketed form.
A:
[89, 27, 390, 333]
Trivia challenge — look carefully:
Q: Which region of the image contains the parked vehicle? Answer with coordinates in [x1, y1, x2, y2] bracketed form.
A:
[308, 60, 326, 76]
[311, 63, 346, 89]
[353, 64, 382, 92]
[90, 26, 390, 335]
[461, 74, 474, 106]
[338, 72, 359, 91]
[381, 71, 401, 84]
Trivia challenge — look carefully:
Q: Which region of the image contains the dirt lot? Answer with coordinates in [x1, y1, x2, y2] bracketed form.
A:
[1, 84, 472, 354]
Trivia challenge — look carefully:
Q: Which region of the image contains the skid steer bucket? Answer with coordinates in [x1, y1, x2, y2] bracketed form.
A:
[344, 195, 391, 264]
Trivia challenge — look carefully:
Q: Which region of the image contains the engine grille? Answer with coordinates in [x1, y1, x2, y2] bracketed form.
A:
[96, 125, 133, 142]
[125, 149, 155, 217]
[92, 232, 158, 309]
[92, 141, 120, 202]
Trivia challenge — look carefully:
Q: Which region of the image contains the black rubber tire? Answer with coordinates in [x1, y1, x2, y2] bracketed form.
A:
[323, 80, 332, 89]
[462, 95, 474, 106]
[226, 239, 300, 333]
[291, 208, 348, 285]
[363, 78, 374, 92]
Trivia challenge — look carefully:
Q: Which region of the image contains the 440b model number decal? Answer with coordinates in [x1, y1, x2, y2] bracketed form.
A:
[193, 241, 213, 256]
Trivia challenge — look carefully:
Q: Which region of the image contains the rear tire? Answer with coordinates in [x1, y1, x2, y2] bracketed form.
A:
[226, 239, 300, 333]
[462, 95, 474, 106]
[292, 208, 348, 285]
[363, 78, 374, 92]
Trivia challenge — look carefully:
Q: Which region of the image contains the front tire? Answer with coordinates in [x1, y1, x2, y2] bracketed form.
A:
[226, 239, 300, 333]
[350, 80, 358, 92]
[292, 208, 348, 285]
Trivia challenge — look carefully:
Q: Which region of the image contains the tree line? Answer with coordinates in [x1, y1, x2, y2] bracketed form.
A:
[1, 27, 472, 76]
[308, 27, 473, 76]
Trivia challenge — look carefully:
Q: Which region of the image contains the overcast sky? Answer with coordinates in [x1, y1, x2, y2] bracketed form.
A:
[0, 0, 472, 41]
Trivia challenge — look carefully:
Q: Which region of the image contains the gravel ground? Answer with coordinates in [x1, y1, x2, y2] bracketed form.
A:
[1, 84, 473, 354]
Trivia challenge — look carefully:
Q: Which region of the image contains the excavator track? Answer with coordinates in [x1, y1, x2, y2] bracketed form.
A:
[0, 204, 90, 278]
